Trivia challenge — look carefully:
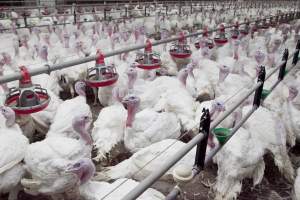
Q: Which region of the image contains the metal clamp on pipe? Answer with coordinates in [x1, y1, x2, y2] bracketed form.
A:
[292, 40, 300, 65]
[194, 108, 211, 171]
[253, 66, 266, 107]
[278, 49, 289, 80]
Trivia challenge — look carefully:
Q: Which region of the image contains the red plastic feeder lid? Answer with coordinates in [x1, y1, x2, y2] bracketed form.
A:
[203, 27, 209, 37]
[240, 29, 249, 35]
[5, 89, 50, 115]
[169, 49, 192, 59]
[5, 66, 50, 115]
[178, 32, 186, 43]
[86, 73, 119, 87]
[214, 37, 228, 46]
[136, 58, 161, 70]
[86, 51, 119, 87]
[219, 24, 226, 32]
[86, 68, 119, 87]
[145, 39, 152, 52]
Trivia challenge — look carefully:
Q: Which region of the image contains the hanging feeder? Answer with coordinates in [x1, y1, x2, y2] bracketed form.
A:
[194, 27, 214, 49]
[135, 39, 161, 70]
[86, 50, 119, 88]
[270, 17, 277, 28]
[214, 24, 229, 47]
[231, 21, 240, 39]
[169, 32, 192, 60]
[5, 66, 50, 115]
[258, 18, 269, 30]
[240, 20, 250, 36]
[251, 21, 259, 33]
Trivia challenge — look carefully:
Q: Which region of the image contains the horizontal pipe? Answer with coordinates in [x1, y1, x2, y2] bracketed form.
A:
[205, 105, 257, 164]
[0, 1, 223, 11]
[166, 104, 258, 199]
[165, 186, 181, 200]
[121, 133, 205, 200]
[124, 56, 300, 200]
[0, 3, 244, 22]
[121, 80, 263, 200]
[0, 13, 291, 85]
[121, 54, 299, 200]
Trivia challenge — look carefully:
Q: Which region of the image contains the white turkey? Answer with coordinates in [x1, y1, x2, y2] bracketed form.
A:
[48, 81, 92, 139]
[214, 128, 265, 200]
[21, 114, 93, 199]
[0, 106, 29, 200]
[242, 105, 294, 182]
[295, 167, 300, 200]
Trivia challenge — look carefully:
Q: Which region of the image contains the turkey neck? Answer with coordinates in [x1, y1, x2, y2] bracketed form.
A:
[218, 68, 229, 83]
[233, 44, 239, 60]
[5, 113, 16, 127]
[126, 104, 138, 127]
[73, 121, 92, 145]
[79, 163, 95, 184]
[178, 70, 188, 86]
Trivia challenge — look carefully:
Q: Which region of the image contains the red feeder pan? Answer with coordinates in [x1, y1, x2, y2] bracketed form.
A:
[214, 24, 228, 47]
[194, 38, 214, 49]
[86, 50, 119, 88]
[231, 22, 240, 39]
[169, 32, 192, 60]
[136, 39, 162, 70]
[5, 66, 50, 115]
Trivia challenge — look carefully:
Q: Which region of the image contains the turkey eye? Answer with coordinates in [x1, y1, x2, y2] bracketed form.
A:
[74, 163, 81, 168]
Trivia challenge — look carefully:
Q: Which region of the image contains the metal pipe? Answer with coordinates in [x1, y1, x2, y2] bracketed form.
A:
[161, 100, 269, 199]
[122, 54, 296, 200]
[0, 13, 288, 84]
[205, 106, 257, 164]
[165, 187, 180, 200]
[121, 133, 205, 200]
[121, 80, 263, 200]
[122, 55, 299, 200]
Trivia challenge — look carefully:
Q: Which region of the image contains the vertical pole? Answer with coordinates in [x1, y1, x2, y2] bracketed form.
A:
[253, 66, 266, 107]
[292, 40, 300, 65]
[104, 7, 107, 20]
[165, 5, 168, 16]
[125, 7, 128, 18]
[73, 9, 76, 24]
[179, 1, 182, 16]
[144, 6, 147, 16]
[194, 108, 211, 170]
[23, 14, 27, 28]
[278, 49, 289, 80]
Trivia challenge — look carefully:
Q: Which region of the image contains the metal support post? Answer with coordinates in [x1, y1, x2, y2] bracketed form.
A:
[194, 108, 211, 170]
[253, 66, 266, 107]
[278, 49, 289, 80]
[292, 40, 300, 65]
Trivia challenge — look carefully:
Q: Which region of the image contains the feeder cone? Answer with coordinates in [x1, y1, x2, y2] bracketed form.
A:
[19, 66, 32, 86]
[203, 27, 208, 37]
[145, 39, 152, 53]
[220, 24, 225, 32]
[179, 32, 185, 43]
[96, 50, 105, 67]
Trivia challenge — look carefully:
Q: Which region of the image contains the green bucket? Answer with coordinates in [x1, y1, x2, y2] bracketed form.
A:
[261, 89, 271, 100]
[213, 128, 231, 145]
